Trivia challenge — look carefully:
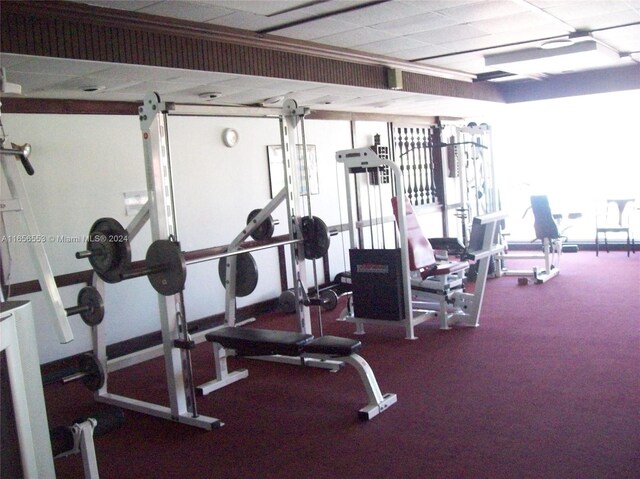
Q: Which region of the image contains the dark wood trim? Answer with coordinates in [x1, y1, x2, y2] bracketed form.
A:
[498, 64, 640, 103]
[0, 98, 140, 115]
[0, 0, 504, 103]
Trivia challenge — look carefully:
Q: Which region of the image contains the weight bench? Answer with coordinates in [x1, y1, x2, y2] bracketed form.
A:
[197, 327, 397, 420]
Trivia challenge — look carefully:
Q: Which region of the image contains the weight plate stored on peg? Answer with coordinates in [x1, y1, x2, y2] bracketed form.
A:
[246, 209, 275, 241]
[319, 289, 338, 311]
[78, 353, 105, 392]
[85, 218, 131, 283]
[302, 216, 330, 260]
[218, 251, 259, 297]
[77, 286, 105, 326]
[146, 239, 186, 296]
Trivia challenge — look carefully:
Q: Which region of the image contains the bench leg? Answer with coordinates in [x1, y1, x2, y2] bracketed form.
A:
[197, 343, 248, 396]
[340, 354, 397, 420]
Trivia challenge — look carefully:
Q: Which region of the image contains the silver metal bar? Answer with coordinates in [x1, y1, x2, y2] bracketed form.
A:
[188, 238, 299, 266]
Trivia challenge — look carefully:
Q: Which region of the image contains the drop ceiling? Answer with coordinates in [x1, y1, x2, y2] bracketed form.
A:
[1, 0, 639, 118]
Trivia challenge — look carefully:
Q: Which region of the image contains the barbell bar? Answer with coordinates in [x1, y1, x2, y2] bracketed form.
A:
[77, 216, 333, 297]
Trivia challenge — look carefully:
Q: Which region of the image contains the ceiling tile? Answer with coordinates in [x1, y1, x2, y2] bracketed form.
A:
[398, 0, 486, 13]
[66, 0, 159, 11]
[137, 1, 233, 22]
[567, 9, 640, 31]
[370, 11, 456, 35]
[210, 0, 324, 17]
[316, 27, 398, 48]
[436, 0, 530, 23]
[332, 1, 420, 26]
[356, 36, 432, 55]
[392, 44, 448, 60]
[470, 11, 569, 35]
[595, 24, 640, 51]
[9, 57, 112, 76]
[276, 18, 360, 40]
[409, 24, 489, 45]
[542, 1, 631, 20]
[7, 72, 75, 94]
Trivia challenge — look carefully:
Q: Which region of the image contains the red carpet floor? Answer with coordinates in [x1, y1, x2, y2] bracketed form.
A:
[46, 252, 640, 479]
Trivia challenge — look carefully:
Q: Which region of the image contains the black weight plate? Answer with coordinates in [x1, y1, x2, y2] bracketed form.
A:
[87, 218, 131, 283]
[247, 209, 275, 241]
[77, 286, 105, 326]
[319, 289, 338, 311]
[278, 289, 297, 313]
[146, 239, 186, 296]
[78, 353, 105, 392]
[217, 251, 259, 297]
[302, 216, 330, 260]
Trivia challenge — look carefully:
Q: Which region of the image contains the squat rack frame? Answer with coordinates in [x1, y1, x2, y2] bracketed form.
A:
[92, 92, 314, 430]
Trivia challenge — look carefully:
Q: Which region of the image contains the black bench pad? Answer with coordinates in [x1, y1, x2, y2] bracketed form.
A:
[205, 327, 313, 356]
[205, 328, 362, 357]
[303, 336, 362, 357]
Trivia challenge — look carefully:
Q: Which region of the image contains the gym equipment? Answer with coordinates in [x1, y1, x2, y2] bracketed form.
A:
[75, 218, 131, 284]
[246, 209, 278, 241]
[217, 251, 258, 297]
[61, 353, 106, 392]
[595, 198, 635, 257]
[1, 301, 56, 478]
[65, 286, 104, 326]
[496, 195, 565, 284]
[336, 147, 505, 339]
[77, 216, 329, 297]
[50, 406, 125, 479]
[278, 287, 337, 313]
[86, 93, 343, 431]
[198, 327, 397, 420]
[118, 238, 187, 296]
[1, 137, 73, 343]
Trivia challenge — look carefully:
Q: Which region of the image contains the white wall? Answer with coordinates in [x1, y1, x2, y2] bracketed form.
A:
[1, 111, 357, 363]
[2, 110, 453, 364]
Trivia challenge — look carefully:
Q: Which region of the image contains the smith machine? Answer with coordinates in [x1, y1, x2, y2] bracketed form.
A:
[74, 93, 395, 429]
[335, 146, 505, 340]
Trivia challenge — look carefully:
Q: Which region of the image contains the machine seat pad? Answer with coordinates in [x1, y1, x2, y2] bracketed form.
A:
[429, 260, 469, 277]
[205, 327, 313, 356]
[302, 336, 362, 357]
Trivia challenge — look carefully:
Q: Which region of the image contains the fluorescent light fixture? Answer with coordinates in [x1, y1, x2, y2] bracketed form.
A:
[484, 40, 620, 75]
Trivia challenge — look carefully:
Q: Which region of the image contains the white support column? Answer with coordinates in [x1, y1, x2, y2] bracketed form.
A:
[281, 100, 312, 334]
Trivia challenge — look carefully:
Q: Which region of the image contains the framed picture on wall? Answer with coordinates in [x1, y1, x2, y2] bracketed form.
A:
[267, 144, 319, 198]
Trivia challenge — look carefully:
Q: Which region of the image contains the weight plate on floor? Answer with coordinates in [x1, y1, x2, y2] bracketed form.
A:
[78, 353, 105, 392]
[86, 218, 131, 283]
[218, 251, 258, 297]
[247, 209, 275, 241]
[77, 286, 105, 326]
[278, 289, 297, 313]
[146, 239, 186, 296]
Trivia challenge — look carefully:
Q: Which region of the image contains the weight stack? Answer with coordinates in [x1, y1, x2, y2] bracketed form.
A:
[349, 249, 405, 321]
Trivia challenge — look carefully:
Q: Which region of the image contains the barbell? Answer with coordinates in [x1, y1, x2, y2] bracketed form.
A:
[65, 286, 105, 326]
[76, 215, 331, 297]
[61, 353, 106, 392]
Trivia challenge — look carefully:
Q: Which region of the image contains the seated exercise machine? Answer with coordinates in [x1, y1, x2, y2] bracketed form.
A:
[496, 195, 571, 284]
[336, 147, 505, 340]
